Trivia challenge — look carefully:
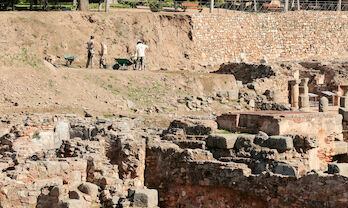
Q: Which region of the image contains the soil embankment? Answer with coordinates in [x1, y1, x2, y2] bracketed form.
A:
[0, 11, 194, 70]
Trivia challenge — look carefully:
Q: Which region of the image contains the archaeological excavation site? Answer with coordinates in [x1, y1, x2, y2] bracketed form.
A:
[0, 1, 348, 208]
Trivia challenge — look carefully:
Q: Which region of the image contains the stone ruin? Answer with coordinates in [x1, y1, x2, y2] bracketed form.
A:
[0, 111, 347, 208]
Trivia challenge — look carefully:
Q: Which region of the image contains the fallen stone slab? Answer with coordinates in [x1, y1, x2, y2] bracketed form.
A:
[262, 136, 293, 153]
[328, 163, 348, 177]
[206, 134, 238, 149]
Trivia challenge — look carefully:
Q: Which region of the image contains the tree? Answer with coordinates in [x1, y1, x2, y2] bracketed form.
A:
[78, 0, 89, 11]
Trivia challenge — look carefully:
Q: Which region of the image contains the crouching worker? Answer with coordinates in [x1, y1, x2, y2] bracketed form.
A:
[130, 54, 137, 70]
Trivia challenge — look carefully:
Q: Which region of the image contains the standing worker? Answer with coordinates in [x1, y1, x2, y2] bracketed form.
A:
[135, 40, 149, 71]
[99, 41, 107, 68]
[86, 36, 95, 69]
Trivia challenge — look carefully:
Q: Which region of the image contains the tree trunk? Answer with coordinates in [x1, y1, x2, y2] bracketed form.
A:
[73, 0, 77, 7]
[105, 0, 110, 12]
[78, 0, 89, 11]
[284, 0, 289, 11]
[337, 0, 342, 11]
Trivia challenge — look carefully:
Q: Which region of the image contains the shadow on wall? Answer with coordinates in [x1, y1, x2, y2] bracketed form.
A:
[212, 63, 276, 84]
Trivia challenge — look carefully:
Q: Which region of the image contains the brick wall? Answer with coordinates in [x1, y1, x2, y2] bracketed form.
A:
[191, 11, 348, 65]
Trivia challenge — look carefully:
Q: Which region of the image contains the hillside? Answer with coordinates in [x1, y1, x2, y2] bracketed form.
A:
[0, 11, 194, 70]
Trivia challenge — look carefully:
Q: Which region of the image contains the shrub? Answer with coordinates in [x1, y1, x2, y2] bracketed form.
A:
[149, 0, 163, 12]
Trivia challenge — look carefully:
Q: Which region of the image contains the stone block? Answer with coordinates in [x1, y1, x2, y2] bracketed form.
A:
[69, 171, 82, 187]
[254, 131, 268, 145]
[68, 191, 82, 200]
[206, 134, 238, 149]
[78, 182, 99, 199]
[274, 163, 298, 177]
[129, 189, 158, 208]
[55, 120, 70, 141]
[328, 163, 348, 177]
[34, 177, 63, 189]
[263, 136, 293, 153]
[227, 89, 239, 100]
[333, 141, 348, 155]
[234, 134, 255, 150]
[182, 149, 214, 161]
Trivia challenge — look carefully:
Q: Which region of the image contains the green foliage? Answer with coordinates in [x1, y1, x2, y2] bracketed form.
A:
[149, 0, 163, 12]
[219, 130, 233, 134]
[5, 47, 42, 67]
[119, 0, 138, 8]
[103, 114, 115, 118]
[110, 3, 132, 9]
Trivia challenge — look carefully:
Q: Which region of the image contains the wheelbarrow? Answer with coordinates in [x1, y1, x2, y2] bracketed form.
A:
[113, 58, 135, 70]
[64, 55, 78, 66]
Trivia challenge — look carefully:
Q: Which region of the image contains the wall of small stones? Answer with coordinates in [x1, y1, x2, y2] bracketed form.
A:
[191, 11, 348, 65]
[145, 140, 348, 208]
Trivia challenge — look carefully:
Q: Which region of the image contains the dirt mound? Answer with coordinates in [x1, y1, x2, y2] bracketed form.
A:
[0, 11, 193, 70]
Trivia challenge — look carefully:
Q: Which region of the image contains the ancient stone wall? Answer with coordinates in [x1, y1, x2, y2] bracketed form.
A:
[191, 11, 348, 65]
[145, 139, 348, 208]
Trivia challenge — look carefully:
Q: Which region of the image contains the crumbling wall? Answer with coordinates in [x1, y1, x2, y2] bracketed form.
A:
[191, 11, 348, 65]
[145, 139, 348, 208]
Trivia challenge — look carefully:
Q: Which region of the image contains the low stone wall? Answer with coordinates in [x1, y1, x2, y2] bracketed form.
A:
[217, 111, 342, 137]
[145, 140, 348, 208]
[191, 11, 348, 65]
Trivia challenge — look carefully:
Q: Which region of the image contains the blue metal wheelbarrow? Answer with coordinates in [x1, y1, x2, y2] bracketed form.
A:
[64, 55, 78, 66]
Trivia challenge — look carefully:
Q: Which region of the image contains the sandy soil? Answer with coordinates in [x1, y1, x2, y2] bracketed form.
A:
[0, 10, 193, 70]
[0, 65, 237, 117]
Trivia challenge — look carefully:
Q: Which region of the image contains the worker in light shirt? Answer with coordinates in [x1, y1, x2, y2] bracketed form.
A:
[135, 40, 149, 71]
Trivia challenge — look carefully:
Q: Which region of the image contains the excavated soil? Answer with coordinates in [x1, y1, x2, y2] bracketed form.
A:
[0, 11, 194, 70]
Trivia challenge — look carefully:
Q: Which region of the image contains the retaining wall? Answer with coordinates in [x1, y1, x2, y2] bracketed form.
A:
[191, 11, 348, 65]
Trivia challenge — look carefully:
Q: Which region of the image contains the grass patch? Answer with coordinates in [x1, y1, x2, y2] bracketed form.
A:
[219, 130, 233, 134]
[103, 114, 115, 118]
[6, 48, 42, 67]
